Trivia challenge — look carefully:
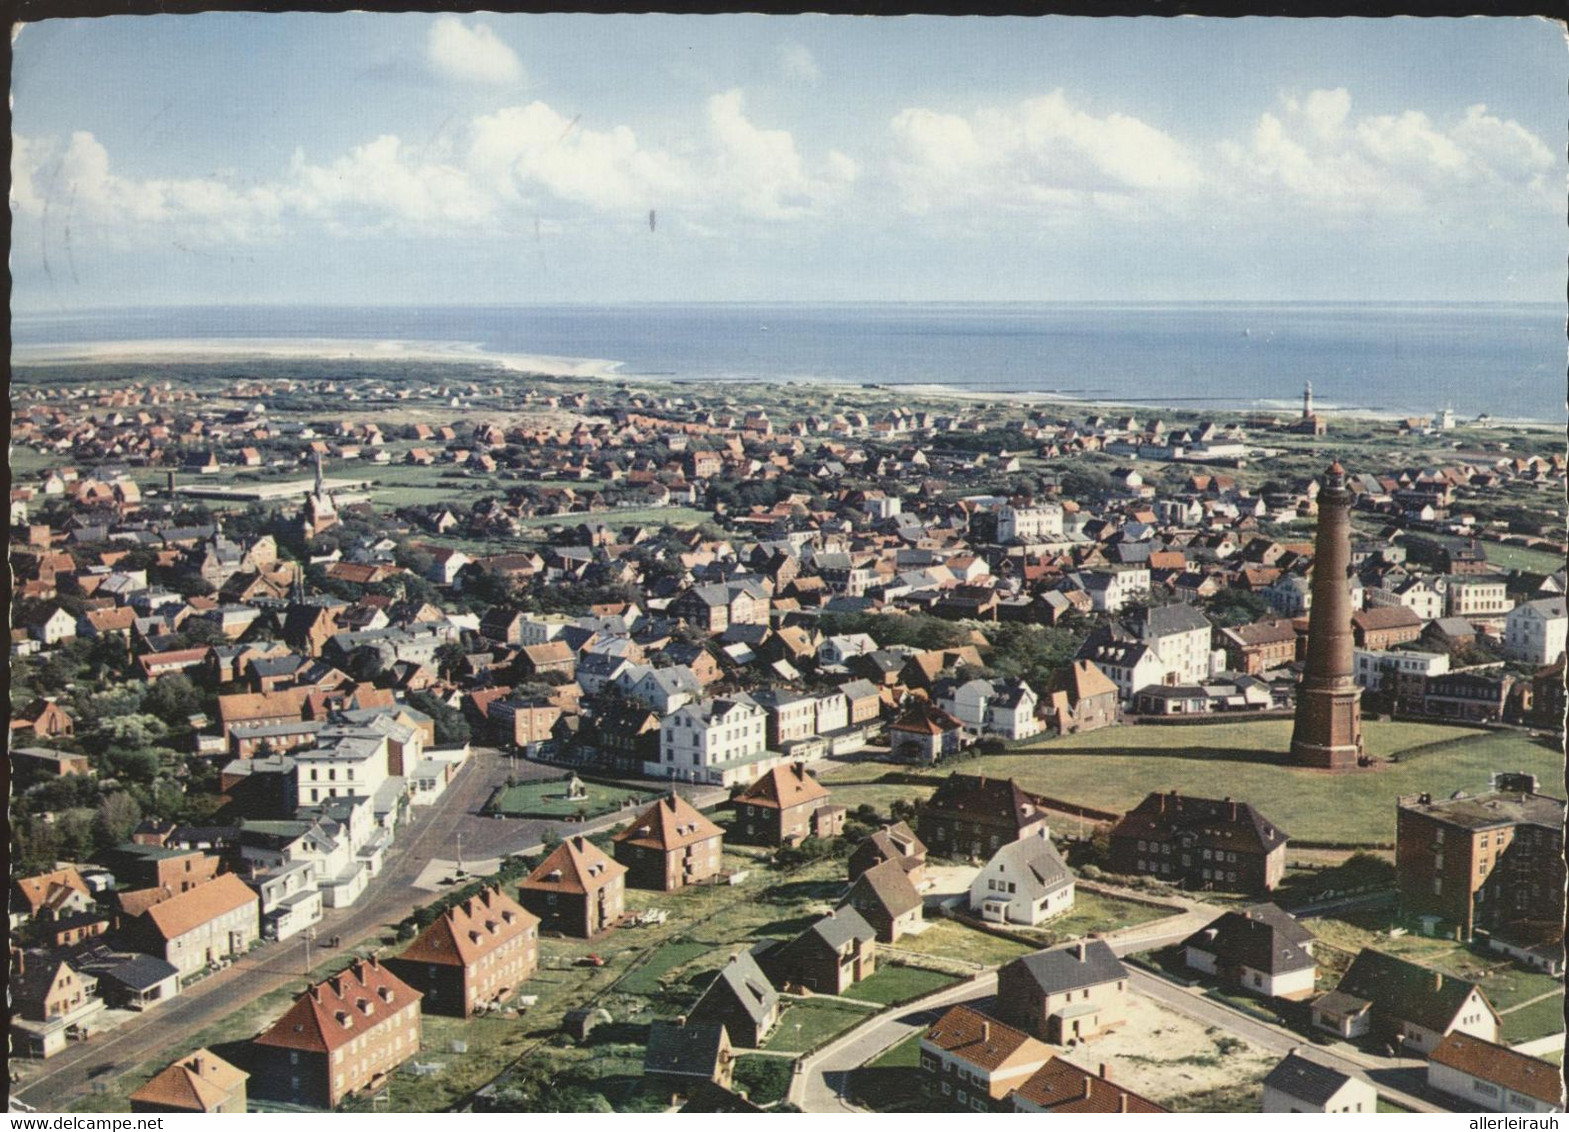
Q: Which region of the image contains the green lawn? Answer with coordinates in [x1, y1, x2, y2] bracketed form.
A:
[732, 1054, 794, 1107]
[1473, 541, 1568, 575]
[765, 1000, 875, 1053]
[490, 777, 648, 818]
[515, 506, 711, 529]
[1499, 994, 1567, 1044]
[848, 1034, 926, 1113]
[892, 919, 1037, 968]
[850, 964, 963, 1007]
[1038, 891, 1171, 941]
[616, 941, 713, 996]
[868, 1032, 923, 1069]
[948, 721, 1559, 845]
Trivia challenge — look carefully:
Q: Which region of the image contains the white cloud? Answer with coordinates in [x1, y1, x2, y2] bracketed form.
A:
[1219, 89, 1557, 218]
[888, 90, 1200, 217]
[12, 90, 853, 246]
[427, 17, 523, 87]
[705, 89, 854, 219]
[468, 102, 691, 212]
[779, 42, 819, 84]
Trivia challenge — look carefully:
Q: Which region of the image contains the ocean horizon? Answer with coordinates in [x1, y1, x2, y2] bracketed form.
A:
[13, 301, 1565, 423]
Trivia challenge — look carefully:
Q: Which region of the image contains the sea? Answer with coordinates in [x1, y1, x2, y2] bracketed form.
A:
[12, 302, 1566, 423]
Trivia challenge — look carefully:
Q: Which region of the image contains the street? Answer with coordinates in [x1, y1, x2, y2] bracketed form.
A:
[794, 940, 1454, 1114]
[15, 748, 501, 1110]
[14, 749, 731, 1111]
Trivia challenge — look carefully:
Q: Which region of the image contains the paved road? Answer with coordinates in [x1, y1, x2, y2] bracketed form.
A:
[795, 959, 1449, 1114]
[14, 752, 735, 1111]
[14, 749, 502, 1112]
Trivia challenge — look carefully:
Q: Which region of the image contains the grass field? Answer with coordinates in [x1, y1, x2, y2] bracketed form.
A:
[891, 919, 1037, 968]
[849, 1034, 926, 1113]
[849, 964, 963, 1006]
[490, 777, 647, 818]
[765, 999, 876, 1053]
[1307, 913, 1565, 1044]
[926, 721, 1558, 844]
[1037, 891, 1172, 942]
[616, 940, 714, 996]
[1472, 541, 1568, 575]
[1499, 994, 1567, 1044]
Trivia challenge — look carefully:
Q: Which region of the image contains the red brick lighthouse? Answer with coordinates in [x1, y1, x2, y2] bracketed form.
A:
[1290, 461, 1364, 769]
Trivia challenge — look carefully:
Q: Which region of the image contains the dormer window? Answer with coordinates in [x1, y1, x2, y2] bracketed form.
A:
[378, 986, 394, 1003]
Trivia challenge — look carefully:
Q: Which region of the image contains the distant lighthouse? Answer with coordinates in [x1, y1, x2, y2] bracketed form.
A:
[1302, 381, 1314, 421]
[1290, 461, 1364, 769]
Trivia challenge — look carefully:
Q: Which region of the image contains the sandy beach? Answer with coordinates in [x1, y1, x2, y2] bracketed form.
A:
[10, 337, 625, 380]
[11, 336, 1556, 431]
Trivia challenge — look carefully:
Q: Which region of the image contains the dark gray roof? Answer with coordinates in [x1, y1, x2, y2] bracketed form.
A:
[1182, 906, 1316, 975]
[696, 949, 778, 1025]
[808, 906, 876, 951]
[1129, 602, 1211, 639]
[1004, 938, 1127, 995]
[1262, 1053, 1355, 1106]
[644, 1018, 728, 1077]
[93, 953, 181, 990]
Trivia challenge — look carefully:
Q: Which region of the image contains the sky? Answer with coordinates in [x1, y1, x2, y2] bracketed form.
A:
[9, 14, 1567, 310]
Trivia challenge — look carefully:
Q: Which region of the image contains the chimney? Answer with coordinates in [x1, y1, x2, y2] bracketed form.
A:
[1229, 801, 1238, 822]
[1433, 971, 1443, 992]
[1077, 941, 1087, 962]
[1099, 1064, 1110, 1080]
[981, 1021, 990, 1043]
[677, 1015, 688, 1027]
[1082, 1077, 1093, 1100]
[1118, 1093, 1129, 1113]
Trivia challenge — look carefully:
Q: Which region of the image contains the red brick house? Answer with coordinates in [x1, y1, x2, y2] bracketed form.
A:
[611, 793, 725, 891]
[517, 835, 627, 939]
[250, 956, 422, 1109]
[385, 886, 539, 1017]
[731, 763, 844, 847]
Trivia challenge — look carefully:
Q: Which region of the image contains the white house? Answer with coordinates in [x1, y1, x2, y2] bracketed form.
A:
[938, 678, 1042, 741]
[619, 664, 703, 715]
[968, 829, 1074, 926]
[1074, 638, 1167, 706]
[1503, 598, 1567, 665]
[250, 860, 323, 942]
[1080, 567, 1151, 613]
[295, 730, 391, 808]
[32, 607, 78, 646]
[1446, 576, 1514, 619]
[812, 690, 849, 736]
[995, 503, 1064, 544]
[818, 633, 879, 667]
[1353, 648, 1450, 692]
[1427, 1033, 1564, 1115]
[1262, 1052, 1377, 1114]
[1129, 604, 1213, 686]
[650, 695, 775, 787]
[1182, 904, 1318, 1000]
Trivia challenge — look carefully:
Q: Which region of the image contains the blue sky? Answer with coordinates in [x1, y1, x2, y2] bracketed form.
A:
[10, 14, 1565, 310]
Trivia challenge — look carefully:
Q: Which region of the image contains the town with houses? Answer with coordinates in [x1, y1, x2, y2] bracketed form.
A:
[7, 363, 1566, 1117]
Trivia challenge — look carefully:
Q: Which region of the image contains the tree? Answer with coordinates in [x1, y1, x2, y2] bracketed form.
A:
[106, 748, 163, 784]
[144, 674, 202, 726]
[85, 712, 169, 759]
[1205, 588, 1271, 629]
[93, 792, 143, 846]
[435, 641, 469, 681]
[407, 690, 471, 746]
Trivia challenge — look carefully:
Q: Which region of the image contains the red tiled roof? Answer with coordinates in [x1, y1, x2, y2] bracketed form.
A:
[253, 956, 421, 1054]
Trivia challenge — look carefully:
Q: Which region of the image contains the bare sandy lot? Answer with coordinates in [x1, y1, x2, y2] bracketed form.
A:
[1062, 991, 1276, 1106]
